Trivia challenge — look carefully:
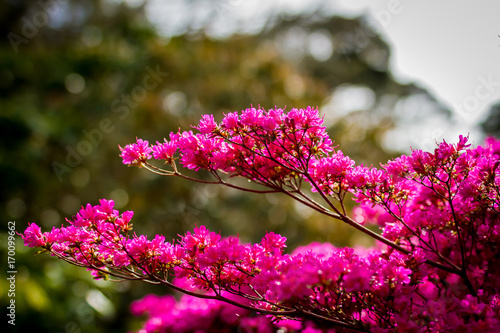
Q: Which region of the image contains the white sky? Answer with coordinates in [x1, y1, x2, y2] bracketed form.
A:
[335, 0, 500, 127]
[145, 0, 500, 148]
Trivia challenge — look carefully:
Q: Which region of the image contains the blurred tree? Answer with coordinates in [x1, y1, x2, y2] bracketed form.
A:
[0, 1, 451, 332]
[482, 101, 500, 137]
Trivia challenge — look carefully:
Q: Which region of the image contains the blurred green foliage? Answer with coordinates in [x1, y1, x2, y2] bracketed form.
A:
[1, 1, 451, 332]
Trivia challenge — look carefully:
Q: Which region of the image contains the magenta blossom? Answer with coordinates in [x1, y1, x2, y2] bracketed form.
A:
[119, 138, 153, 165]
[151, 140, 177, 162]
[22, 223, 46, 247]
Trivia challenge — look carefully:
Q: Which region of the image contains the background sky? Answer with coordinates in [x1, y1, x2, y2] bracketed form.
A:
[146, 0, 500, 148]
[335, 0, 500, 125]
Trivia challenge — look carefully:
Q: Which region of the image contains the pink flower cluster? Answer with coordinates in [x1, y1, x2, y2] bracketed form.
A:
[130, 289, 310, 333]
[22, 209, 416, 331]
[120, 106, 334, 183]
[24, 107, 500, 332]
[119, 139, 153, 166]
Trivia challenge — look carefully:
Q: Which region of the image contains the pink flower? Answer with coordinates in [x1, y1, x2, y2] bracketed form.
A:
[70, 203, 97, 227]
[97, 198, 116, 216]
[240, 107, 263, 126]
[181, 225, 221, 252]
[308, 151, 355, 193]
[196, 114, 217, 134]
[342, 262, 372, 292]
[435, 139, 456, 161]
[119, 138, 152, 165]
[115, 210, 134, 229]
[126, 235, 165, 261]
[457, 134, 471, 151]
[392, 266, 412, 284]
[151, 140, 177, 161]
[221, 111, 239, 130]
[383, 155, 410, 178]
[261, 232, 287, 254]
[22, 223, 46, 247]
[408, 149, 436, 174]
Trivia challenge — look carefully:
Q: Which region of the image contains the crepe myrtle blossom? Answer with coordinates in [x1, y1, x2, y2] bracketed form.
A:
[24, 107, 500, 332]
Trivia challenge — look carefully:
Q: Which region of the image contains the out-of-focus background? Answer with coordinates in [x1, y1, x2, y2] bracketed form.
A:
[1, 0, 499, 332]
